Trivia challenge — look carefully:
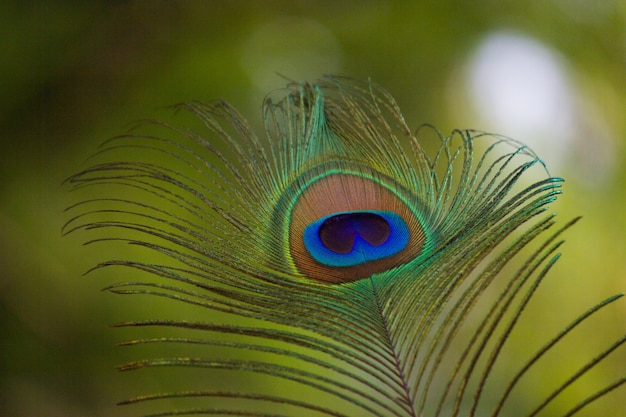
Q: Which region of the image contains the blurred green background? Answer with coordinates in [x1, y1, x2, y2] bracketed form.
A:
[1, 1, 624, 416]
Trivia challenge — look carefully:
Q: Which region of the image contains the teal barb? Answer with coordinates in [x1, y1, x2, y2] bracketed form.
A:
[64, 76, 625, 417]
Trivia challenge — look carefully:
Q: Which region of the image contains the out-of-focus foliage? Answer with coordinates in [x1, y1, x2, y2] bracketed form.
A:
[1, 1, 624, 416]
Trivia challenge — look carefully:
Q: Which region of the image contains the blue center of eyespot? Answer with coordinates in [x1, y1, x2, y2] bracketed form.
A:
[303, 210, 409, 267]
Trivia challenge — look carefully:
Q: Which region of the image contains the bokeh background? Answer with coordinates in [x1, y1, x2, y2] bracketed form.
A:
[1, 1, 624, 416]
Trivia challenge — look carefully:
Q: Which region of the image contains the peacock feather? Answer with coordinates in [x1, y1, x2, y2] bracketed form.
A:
[64, 76, 625, 417]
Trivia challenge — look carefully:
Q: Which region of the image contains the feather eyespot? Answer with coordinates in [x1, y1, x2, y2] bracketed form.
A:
[304, 211, 409, 266]
[288, 172, 426, 283]
[318, 212, 392, 254]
